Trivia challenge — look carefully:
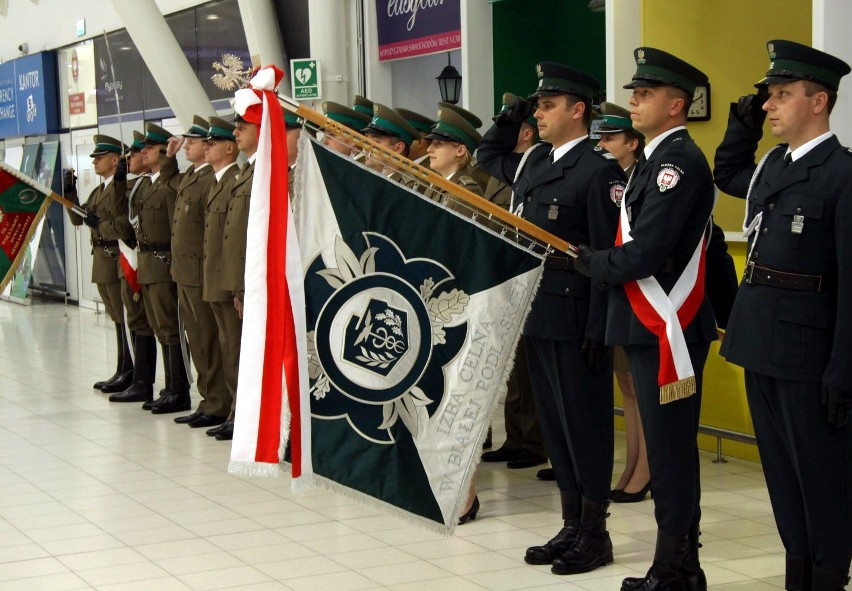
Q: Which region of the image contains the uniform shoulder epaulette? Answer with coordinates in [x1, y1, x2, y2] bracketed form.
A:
[845, 146, 852, 155]
[597, 149, 617, 161]
[458, 175, 478, 187]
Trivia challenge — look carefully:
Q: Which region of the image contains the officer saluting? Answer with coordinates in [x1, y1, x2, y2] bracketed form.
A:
[575, 48, 717, 591]
[714, 40, 852, 591]
[478, 62, 623, 576]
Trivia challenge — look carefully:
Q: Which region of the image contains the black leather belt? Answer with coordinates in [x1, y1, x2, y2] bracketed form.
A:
[544, 255, 577, 271]
[745, 261, 823, 292]
[138, 242, 171, 252]
[92, 239, 118, 248]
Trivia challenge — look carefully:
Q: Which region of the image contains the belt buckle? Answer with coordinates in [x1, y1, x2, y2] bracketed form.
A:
[744, 260, 756, 284]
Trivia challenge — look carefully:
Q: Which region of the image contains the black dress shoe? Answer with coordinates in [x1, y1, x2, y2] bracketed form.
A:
[611, 481, 651, 503]
[150, 392, 192, 415]
[174, 410, 204, 424]
[215, 421, 234, 440]
[206, 422, 227, 436]
[109, 383, 153, 403]
[537, 467, 556, 481]
[188, 413, 227, 429]
[99, 370, 134, 394]
[507, 450, 548, 470]
[458, 496, 479, 525]
[142, 390, 169, 411]
[482, 445, 524, 463]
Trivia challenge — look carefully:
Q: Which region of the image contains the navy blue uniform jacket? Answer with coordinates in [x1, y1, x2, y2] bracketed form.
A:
[477, 122, 624, 342]
[588, 128, 718, 347]
[714, 108, 852, 391]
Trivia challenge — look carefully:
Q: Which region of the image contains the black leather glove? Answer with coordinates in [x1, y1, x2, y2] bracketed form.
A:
[734, 87, 769, 129]
[496, 96, 534, 127]
[573, 244, 595, 277]
[63, 169, 77, 195]
[821, 383, 852, 429]
[114, 158, 127, 183]
[83, 211, 100, 229]
[581, 338, 610, 373]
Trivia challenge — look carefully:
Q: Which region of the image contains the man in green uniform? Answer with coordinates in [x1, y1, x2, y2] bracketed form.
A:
[65, 135, 132, 394]
[168, 116, 227, 425]
[131, 123, 189, 412]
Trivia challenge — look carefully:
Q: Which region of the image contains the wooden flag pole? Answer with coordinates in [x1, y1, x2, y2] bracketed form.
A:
[276, 96, 576, 257]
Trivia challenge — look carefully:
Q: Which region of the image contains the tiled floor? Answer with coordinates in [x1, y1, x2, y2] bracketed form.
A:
[0, 300, 786, 590]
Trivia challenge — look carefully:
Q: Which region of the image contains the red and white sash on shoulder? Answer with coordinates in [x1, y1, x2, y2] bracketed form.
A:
[616, 196, 707, 404]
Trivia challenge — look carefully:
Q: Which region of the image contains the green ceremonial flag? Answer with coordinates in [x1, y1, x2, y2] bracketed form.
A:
[293, 136, 545, 533]
[0, 162, 52, 295]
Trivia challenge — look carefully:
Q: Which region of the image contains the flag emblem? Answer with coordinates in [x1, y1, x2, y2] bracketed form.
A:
[309, 232, 468, 442]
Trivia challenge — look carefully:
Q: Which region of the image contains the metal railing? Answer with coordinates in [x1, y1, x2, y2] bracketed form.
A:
[614, 407, 756, 464]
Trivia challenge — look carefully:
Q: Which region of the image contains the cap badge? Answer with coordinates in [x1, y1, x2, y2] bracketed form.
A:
[536, 64, 543, 76]
[637, 49, 646, 64]
[657, 167, 680, 192]
[768, 42, 775, 58]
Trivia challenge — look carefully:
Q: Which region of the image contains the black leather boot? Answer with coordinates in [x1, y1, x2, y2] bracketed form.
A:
[620, 529, 689, 591]
[622, 524, 704, 591]
[151, 344, 191, 414]
[525, 490, 580, 565]
[109, 334, 156, 403]
[96, 323, 133, 391]
[680, 522, 706, 591]
[811, 564, 850, 591]
[551, 497, 613, 575]
[785, 555, 811, 591]
[100, 325, 134, 393]
[143, 342, 171, 410]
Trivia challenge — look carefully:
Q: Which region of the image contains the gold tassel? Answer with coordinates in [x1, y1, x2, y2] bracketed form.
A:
[659, 376, 695, 405]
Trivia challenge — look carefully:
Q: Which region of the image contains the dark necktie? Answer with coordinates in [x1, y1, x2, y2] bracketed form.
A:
[548, 151, 554, 165]
[783, 152, 793, 167]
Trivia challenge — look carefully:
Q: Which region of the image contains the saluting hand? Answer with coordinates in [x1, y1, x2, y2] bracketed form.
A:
[734, 86, 769, 129]
[166, 136, 185, 158]
[496, 97, 534, 127]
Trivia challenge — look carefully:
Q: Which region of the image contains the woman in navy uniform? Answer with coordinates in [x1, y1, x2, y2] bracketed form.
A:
[714, 40, 852, 591]
[575, 48, 718, 591]
[478, 61, 624, 576]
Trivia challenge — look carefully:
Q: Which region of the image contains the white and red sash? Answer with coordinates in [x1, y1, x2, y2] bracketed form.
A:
[616, 191, 707, 404]
[229, 66, 310, 478]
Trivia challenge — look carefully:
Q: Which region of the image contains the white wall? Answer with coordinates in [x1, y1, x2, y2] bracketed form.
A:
[813, 0, 852, 144]
[0, 0, 207, 62]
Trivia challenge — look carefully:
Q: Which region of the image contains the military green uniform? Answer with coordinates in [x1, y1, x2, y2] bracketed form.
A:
[171, 161, 226, 417]
[204, 162, 241, 414]
[131, 124, 192, 414]
[67, 135, 133, 393]
[220, 159, 254, 415]
[69, 175, 126, 324]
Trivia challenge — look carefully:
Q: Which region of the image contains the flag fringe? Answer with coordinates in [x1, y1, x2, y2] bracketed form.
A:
[659, 375, 696, 405]
[228, 459, 281, 478]
[290, 468, 456, 536]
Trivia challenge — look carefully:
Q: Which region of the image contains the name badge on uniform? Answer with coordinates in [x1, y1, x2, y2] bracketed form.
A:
[791, 214, 804, 234]
[548, 204, 559, 221]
